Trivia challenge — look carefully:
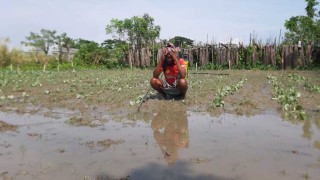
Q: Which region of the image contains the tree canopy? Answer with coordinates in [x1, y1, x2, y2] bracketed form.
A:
[22, 29, 76, 58]
[22, 29, 57, 55]
[284, 0, 320, 45]
[169, 36, 194, 48]
[106, 13, 161, 50]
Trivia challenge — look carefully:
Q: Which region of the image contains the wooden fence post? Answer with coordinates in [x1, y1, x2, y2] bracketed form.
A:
[188, 48, 193, 66]
[138, 43, 315, 69]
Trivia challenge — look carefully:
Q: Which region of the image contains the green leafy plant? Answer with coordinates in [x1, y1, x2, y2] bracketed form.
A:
[268, 75, 306, 120]
[212, 78, 247, 108]
[288, 73, 320, 93]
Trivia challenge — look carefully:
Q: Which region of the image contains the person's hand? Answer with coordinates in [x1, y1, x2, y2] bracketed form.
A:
[169, 50, 179, 64]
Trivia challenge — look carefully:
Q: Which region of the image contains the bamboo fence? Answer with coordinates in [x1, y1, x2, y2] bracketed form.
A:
[127, 44, 314, 69]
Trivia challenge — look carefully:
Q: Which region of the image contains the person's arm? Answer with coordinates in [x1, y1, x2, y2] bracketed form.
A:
[171, 51, 186, 79]
[153, 48, 165, 78]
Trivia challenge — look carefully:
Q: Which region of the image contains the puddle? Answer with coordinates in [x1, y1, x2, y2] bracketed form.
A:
[0, 109, 320, 180]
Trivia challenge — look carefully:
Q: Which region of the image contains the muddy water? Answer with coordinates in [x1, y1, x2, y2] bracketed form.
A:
[1, 109, 320, 180]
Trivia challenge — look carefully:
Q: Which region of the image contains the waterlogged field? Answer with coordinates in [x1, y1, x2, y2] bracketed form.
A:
[0, 69, 320, 180]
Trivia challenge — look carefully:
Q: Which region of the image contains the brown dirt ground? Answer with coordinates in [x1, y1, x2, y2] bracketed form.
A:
[0, 69, 319, 125]
[0, 120, 17, 132]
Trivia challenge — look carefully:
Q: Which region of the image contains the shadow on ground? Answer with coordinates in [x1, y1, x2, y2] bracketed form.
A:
[96, 161, 232, 180]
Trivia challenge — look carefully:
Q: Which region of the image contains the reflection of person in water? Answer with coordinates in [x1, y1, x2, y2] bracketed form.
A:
[151, 105, 189, 166]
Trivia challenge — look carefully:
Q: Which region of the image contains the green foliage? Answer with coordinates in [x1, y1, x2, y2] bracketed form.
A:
[54, 33, 75, 61]
[19, 61, 42, 71]
[267, 75, 306, 120]
[283, 0, 320, 45]
[47, 61, 73, 71]
[22, 29, 57, 55]
[101, 39, 128, 63]
[200, 61, 276, 70]
[105, 13, 162, 67]
[169, 36, 194, 48]
[200, 63, 228, 70]
[106, 13, 160, 49]
[21, 29, 75, 66]
[304, 82, 320, 92]
[289, 73, 320, 93]
[288, 73, 306, 83]
[212, 78, 247, 108]
[73, 39, 109, 66]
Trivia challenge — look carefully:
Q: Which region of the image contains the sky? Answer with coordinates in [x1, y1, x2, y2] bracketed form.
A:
[0, 0, 307, 49]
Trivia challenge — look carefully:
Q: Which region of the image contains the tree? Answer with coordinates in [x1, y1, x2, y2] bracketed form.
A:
[22, 29, 57, 55]
[54, 33, 75, 61]
[169, 36, 194, 48]
[106, 13, 160, 48]
[284, 0, 320, 45]
[106, 13, 161, 64]
[101, 39, 128, 62]
[74, 39, 109, 66]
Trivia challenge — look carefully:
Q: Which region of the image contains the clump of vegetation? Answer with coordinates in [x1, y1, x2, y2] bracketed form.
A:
[289, 73, 320, 93]
[97, 139, 125, 148]
[67, 116, 101, 127]
[288, 73, 306, 83]
[0, 120, 17, 132]
[268, 75, 306, 120]
[212, 78, 247, 108]
[304, 82, 320, 93]
[84, 139, 125, 150]
[130, 94, 146, 106]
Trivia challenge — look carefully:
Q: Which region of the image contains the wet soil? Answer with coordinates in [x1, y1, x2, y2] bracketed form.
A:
[0, 120, 17, 132]
[0, 69, 319, 179]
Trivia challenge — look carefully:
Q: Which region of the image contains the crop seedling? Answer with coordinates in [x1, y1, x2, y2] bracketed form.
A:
[268, 75, 306, 120]
[212, 78, 247, 108]
[289, 73, 320, 93]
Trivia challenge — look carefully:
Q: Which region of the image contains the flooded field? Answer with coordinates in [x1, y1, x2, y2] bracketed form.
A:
[0, 69, 320, 179]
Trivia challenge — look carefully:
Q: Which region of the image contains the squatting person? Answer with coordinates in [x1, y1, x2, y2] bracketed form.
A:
[150, 43, 188, 99]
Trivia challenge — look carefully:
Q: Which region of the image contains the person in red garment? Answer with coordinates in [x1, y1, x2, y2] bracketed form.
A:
[150, 43, 188, 99]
